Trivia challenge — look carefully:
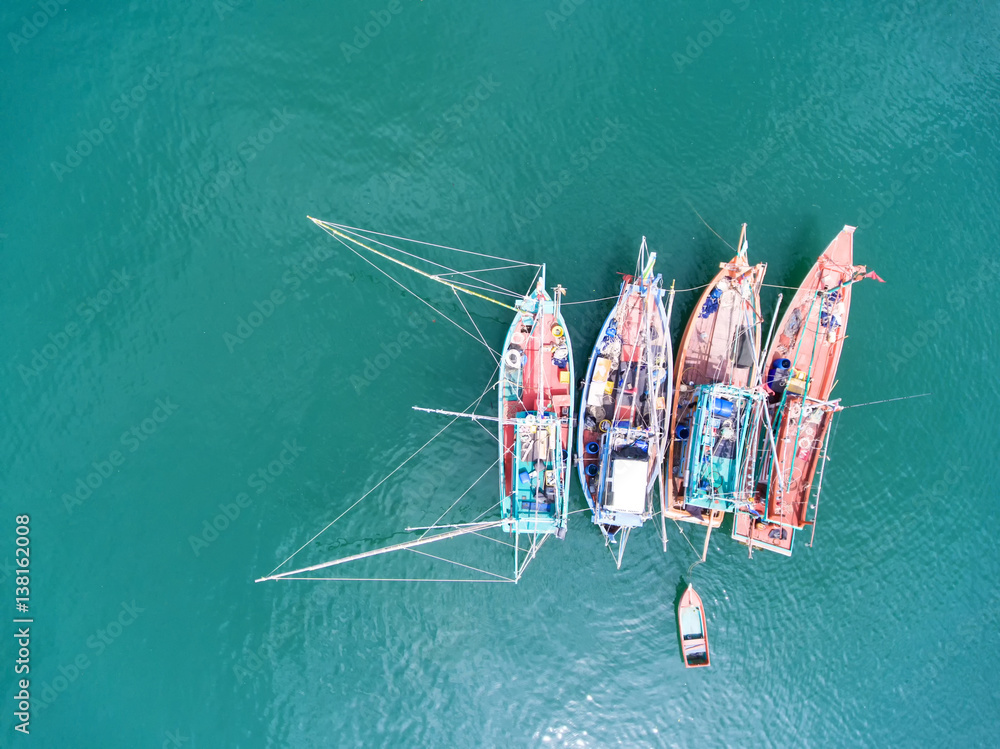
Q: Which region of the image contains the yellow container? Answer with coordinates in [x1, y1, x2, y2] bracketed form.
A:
[604, 379, 615, 395]
[559, 370, 570, 384]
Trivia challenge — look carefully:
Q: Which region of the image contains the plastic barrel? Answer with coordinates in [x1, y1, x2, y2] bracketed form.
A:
[767, 358, 792, 388]
[586, 442, 600, 455]
[676, 424, 690, 440]
[585, 464, 599, 477]
[711, 398, 735, 419]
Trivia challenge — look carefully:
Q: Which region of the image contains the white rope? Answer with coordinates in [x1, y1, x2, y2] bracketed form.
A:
[419, 459, 499, 540]
[471, 531, 517, 549]
[266, 392, 484, 577]
[326, 221, 540, 268]
[270, 577, 515, 583]
[454, 288, 500, 365]
[471, 500, 503, 523]
[327, 223, 535, 301]
[406, 547, 513, 581]
[334, 236, 500, 356]
[562, 294, 619, 306]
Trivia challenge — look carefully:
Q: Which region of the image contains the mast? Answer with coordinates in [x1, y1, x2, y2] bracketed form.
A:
[255, 520, 505, 582]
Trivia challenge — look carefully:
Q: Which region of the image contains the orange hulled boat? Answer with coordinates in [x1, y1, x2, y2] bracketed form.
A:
[665, 225, 767, 528]
[733, 225, 880, 556]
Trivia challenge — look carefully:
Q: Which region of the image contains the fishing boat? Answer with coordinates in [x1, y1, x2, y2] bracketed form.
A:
[576, 238, 674, 567]
[665, 225, 767, 529]
[733, 225, 880, 556]
[255, 219, 573, 584]
[499, 274, 574, 554]
[678, 584, 710, 668]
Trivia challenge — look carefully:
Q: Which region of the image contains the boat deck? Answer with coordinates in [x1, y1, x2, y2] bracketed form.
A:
[666, 244, 765, 526]
[578, 278, 669, 527]
[500, 292, 573, 534]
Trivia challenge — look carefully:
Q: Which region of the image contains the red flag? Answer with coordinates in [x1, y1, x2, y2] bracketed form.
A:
[865, 270, 886, 283]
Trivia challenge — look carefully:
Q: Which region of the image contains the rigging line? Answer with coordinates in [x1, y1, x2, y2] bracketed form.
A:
[684, 197, 736, 252]
[671, 518, 703, 558]
[471, 531, 517, 549]
[419, 459, 500, 540]
[270, 577, 515, 583]
[406, 547, 512, 581]
[555, 294, 619, 306]
[335, 237, 500, 356]
[266, 392, 484, 577]
[435, 262, 536, 278]
[453, 288, 500, 366]
[323, 221, 540, 268]
[471, 500, 503, 523]
[762, 283, 801, 290]
[313, 219, 519, 312]
[475, 418, 500, 443]
[331, 225, 526, 299]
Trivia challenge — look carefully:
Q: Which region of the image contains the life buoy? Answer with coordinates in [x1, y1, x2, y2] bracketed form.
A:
[504, 349, 522, 369]
[598, 419, 611, 433]
[551, 324, 565, 339]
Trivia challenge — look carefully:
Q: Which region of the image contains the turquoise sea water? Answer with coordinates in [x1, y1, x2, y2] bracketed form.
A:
[2, 1, 999, 746]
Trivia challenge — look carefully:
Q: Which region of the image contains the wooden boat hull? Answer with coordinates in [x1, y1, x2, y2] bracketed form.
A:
[577, 265, 671, 543]
[498, 279, 574, 540]
[678, 584, 710, 668]
[763, 226, 858, 529]
[666, 227, 765, 526]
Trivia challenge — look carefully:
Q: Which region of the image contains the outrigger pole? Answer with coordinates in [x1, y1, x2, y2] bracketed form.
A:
[412, 406, 500, 422]
[254, 520, 506, 582]
[308, 217, 520, 313]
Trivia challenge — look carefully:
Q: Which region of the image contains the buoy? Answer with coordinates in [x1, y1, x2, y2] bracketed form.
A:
[598, 419, 611, 433]
[551, 324, 565, 339]
[504, 349, 522, 368]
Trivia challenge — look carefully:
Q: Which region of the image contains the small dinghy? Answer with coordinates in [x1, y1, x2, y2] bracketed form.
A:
[678, 584, 710, 668]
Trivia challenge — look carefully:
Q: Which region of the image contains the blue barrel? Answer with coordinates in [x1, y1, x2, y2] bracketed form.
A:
[767, 358, 792, 388]
[586, 441, 600, 455]
[585, 464, 599, 477]
[518, 468, 530, 485]
[676, 424, 690, 440]
[711, 398, 735, 419]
